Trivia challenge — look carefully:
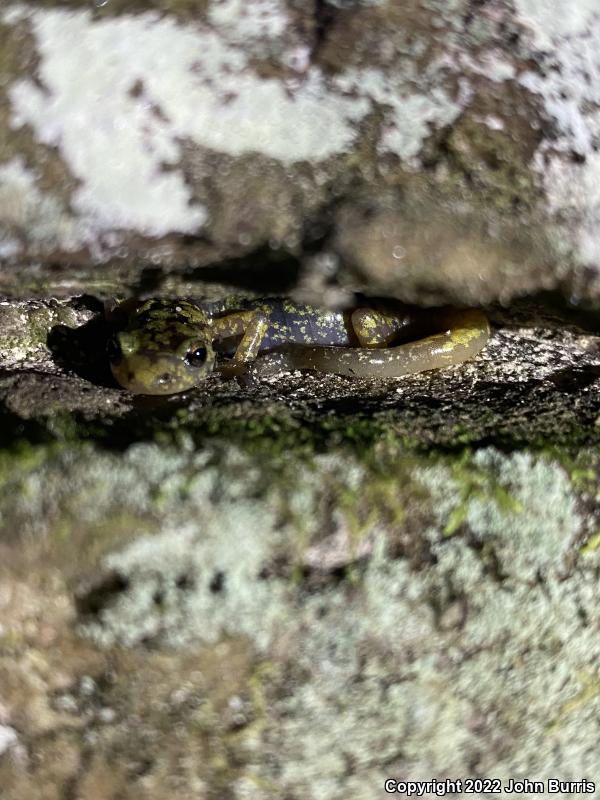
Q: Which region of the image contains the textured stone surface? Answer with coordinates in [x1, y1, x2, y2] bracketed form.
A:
[1, 437, 600, 799]
[1, 290, 600, 794]
[2, 293, 600, 448]
[3, 2, 600, 797]
[0, 0, 600, 304]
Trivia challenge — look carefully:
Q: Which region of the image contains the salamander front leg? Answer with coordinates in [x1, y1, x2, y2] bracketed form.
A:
[212, 309, 270, 377]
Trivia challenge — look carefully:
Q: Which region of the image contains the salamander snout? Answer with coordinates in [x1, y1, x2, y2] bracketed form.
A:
[108, 334, 216, 395]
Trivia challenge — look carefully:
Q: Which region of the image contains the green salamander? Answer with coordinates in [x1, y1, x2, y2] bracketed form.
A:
[108, 297, 490, 395]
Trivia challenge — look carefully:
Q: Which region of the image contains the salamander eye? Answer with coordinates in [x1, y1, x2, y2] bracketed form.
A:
[185, 346, 208, 368]
[106, 336, 122, 362]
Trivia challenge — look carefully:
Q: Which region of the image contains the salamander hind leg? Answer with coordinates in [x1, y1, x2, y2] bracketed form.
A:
[351, 307, 412, 347]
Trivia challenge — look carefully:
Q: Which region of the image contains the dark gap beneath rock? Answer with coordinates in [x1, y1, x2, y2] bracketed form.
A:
[547, 366, 600, 392]
[48, 312, 116, 389]
[189, 245, 301, 293]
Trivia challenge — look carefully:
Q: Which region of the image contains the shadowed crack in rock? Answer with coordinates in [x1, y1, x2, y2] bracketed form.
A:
[1, 292, 600, 448]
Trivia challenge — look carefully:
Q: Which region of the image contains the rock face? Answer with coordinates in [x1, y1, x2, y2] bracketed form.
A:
[2, 294, 600, 799]
[2, 294, 600, 447]
[3, 436, 600, 799]
[3, 2, 600, 798]
[0, 0, 600, 304]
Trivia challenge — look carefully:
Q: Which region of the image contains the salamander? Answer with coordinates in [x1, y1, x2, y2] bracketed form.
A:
[107, 297, 490, 395]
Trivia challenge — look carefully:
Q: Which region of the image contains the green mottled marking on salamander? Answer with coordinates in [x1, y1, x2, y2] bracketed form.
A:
[108, 297, 490, 395]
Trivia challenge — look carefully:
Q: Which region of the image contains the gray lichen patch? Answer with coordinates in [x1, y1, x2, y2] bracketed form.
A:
[2, 437, 600, 797]
[237, 455, 600, 797]
[511, 2, 600, 299]
[0, 12, 89, 258]
[419, 448, 581, 579]
[2, 0, 600, 309]
[0, 0, 569, 306]
[1, 0, 598, 311]
[1, 4, 362, 247]
[63, 443, 587, 650]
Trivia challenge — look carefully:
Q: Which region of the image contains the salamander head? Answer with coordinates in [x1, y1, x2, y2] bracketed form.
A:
[108, 299, 215, 395]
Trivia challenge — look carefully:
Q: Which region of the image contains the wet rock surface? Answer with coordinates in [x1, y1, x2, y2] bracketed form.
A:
[0, 0, 599, 305]
[2, 292, 600, 448]
[2, 1, 600, 797]
[1, 289, 600, 798]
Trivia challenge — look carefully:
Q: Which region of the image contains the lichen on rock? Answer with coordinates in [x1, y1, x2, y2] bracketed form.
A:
[3, 1, 600, 797]
[2, 0, 597, 306]
[3, 437, 600, 797]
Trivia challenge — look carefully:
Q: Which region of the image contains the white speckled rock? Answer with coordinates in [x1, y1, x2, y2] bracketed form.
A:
[0, 0, 599, 305]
